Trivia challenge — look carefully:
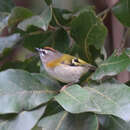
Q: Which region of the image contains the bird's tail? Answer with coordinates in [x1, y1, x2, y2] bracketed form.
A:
[84, 63, 96, 70]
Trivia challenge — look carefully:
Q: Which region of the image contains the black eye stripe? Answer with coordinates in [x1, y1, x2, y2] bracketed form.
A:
[70, 58, 80, 66]
[40, 50, 48, 55]
[74, 58, 80, 63]
[42, 50, 46, 54]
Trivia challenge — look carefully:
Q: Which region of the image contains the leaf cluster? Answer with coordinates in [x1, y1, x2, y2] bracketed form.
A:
[0, 0, 130, 130]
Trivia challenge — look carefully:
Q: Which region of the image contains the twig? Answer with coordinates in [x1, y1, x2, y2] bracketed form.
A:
[52, 8, 62, 27]
[27, 30, 44, 36]
[120, 28, 128, 49]
[48, 25, 57, 31]
[52, 8, 70, 31]
[115, 28, 128, 56]
[97, 8, 111, 17]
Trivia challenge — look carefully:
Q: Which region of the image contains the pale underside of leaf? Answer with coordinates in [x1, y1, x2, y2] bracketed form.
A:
[55, 84, 130, 122]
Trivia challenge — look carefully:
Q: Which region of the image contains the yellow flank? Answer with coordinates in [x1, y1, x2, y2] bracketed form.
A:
[46, 54, 73, 68]
[46, 54, 88, 68]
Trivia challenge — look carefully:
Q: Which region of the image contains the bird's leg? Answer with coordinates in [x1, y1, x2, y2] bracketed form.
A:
[60, 82, 74, 92]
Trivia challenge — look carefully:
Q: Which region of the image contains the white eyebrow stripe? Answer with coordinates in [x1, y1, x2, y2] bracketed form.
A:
[40, 53, 45, 57]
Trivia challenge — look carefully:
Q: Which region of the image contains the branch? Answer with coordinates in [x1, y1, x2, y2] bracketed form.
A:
[97, 8, 111, 18]
[52, 8, 70, 31]
[115, 28, 129, 56]
[120, 28, 129, 49]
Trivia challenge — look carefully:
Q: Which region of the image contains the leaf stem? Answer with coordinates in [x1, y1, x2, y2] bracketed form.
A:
[97, 8, 111, 17]
[115, 28, 129, 56]
[121, 28, 129, 49]
[48, 25, 57, 31]
[52, 8, 70, 31]
[119, 28, 128, 51]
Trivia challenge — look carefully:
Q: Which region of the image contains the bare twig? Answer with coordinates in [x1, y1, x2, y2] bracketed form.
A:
[115, 28, 129, 56]
[48, 25, 57, 31]
[27, 30, 44, 36]
[120, 28, 128, 49]
[97, 8, 111, 17]
[52, 8, 70, 31]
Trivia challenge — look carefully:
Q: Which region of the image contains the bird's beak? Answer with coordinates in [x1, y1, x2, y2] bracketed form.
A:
[35, 48, 46, 56]
[35, 48, 41, 52]
[36, 48, 45, 53]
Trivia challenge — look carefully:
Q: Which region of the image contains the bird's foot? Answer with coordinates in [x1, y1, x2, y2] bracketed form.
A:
[60, 82, 74, 92]
[60, 85, 68, 91]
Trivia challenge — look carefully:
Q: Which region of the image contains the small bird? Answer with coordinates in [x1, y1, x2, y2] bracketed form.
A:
[36, 47, 96, 90]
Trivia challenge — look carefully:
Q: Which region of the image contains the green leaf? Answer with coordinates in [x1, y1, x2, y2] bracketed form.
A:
[44, 101, 64, 117]
[18, 6, 52, 31]
[70, 7, 107, 49]
[0, 69, 60, 114]
[23, 27, 69, 52]
[23, 28, 52, 51]
[99, 116, 130, 130]
[125, 48, 130, 57]
[52, 28, 70, 53]
[8, 7, 33, 27]
[125, 48, 130, 71]
[0, 12, 9, 33]
[91, 51, 130, 80]
[0, 12, 9, 21]
[45, 0, 52, 5]
[32, 126, 42, 130]
[29, 0, 48, 14]
[51, 8, 72, 26]
[100, 46, 107, 60]
[0, 34, 21, 54]
[112, 0, 130, 27]
[38, 111, 98, 130]
[0, 106, 46, 130]
[126, 81, 130, 86]
[0, 57, 40, 73]
[0, 0, 15, 12]
[55, 81, 130, 122]
[32, 73, 60, 92]
[86, 23, 107, 49]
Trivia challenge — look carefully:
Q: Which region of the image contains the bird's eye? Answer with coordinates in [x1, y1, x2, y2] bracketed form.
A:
[42, 50, 46, 54]
[71, 58, 80, 66]
[42, 50, 47, 55]
[39, 49, 48, 57]
[74, 58, 79, 63]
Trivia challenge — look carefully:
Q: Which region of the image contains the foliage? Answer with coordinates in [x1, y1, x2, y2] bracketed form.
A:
[0, 0, 130, 130]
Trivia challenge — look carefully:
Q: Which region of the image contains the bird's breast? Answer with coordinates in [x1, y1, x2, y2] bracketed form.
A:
[44, 64, 88, 83]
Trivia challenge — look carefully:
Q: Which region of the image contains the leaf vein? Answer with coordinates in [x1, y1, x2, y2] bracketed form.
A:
[0, 90, 57, 96]
[100, 58, 128, 66]
[86, 87, 118, 106]
[55, 112, 68, 130]
[63, 90, 80, 103]
[110, 116, 124, 129]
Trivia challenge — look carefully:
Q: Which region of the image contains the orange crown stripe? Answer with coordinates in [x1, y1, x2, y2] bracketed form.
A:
[44, 46, 57, 52]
